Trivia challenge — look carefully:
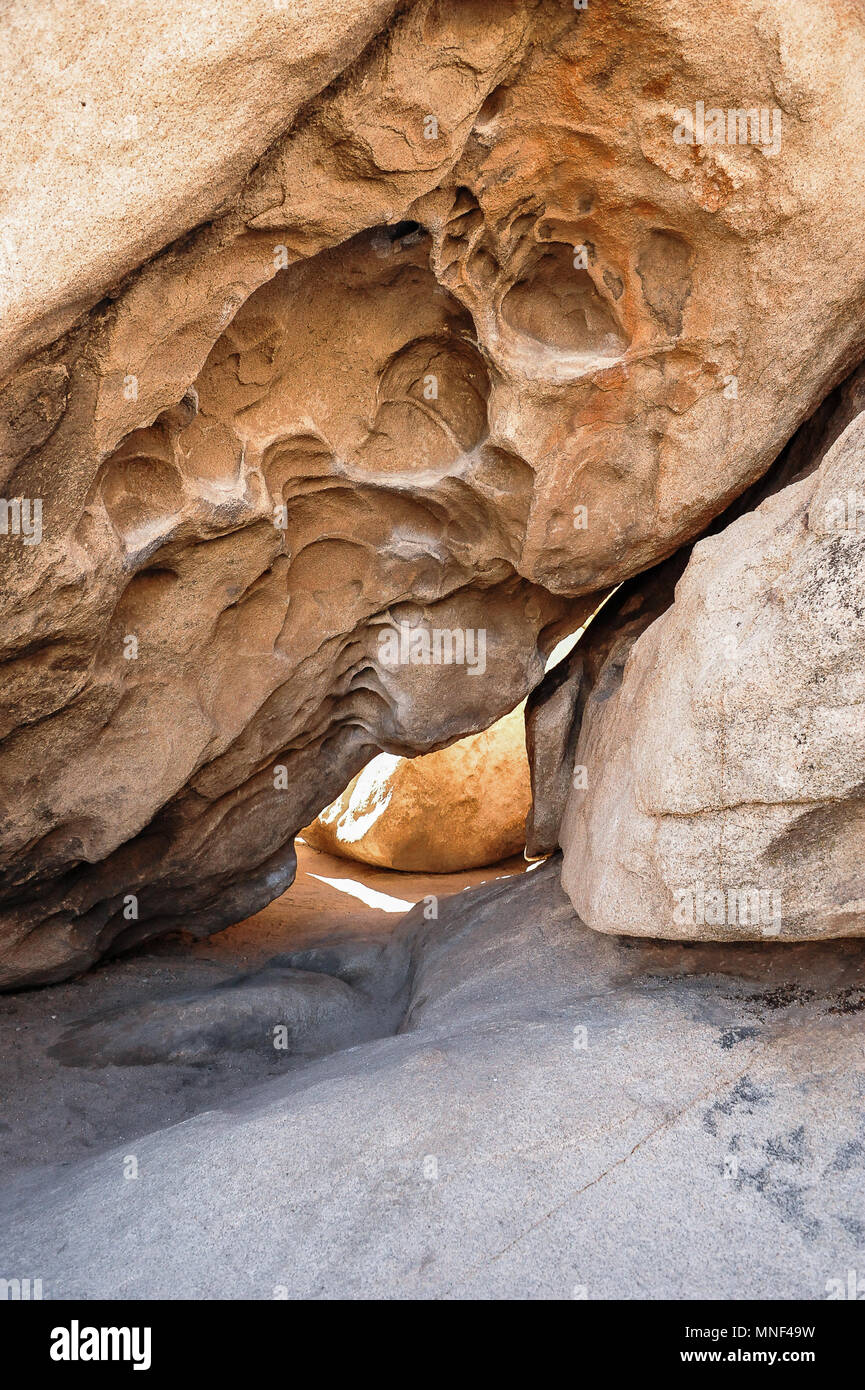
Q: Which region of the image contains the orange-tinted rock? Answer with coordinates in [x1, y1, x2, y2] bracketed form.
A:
[2, 0, 865, 984]
[304, 705, 530, 872]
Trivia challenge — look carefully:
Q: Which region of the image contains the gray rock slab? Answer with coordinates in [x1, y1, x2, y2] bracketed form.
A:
[2, 859, 863, 1299]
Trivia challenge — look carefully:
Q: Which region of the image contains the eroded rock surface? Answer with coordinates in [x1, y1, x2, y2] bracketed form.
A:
[3, 0, 865, 985]
[0, 0, 405, 376]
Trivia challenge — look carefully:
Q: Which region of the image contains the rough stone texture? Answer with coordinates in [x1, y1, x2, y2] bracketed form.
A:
[304, 704, 530, 871]
[526, 559, 690, 857]
[561, 379, 865, 941]
[533, 360, 865, 870]
[3, 858, 864, 1298]
[0, 0, 404, 376]
[3, 0, 865, 986]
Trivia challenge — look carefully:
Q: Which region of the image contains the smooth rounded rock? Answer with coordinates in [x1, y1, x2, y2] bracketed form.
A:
[304, 705, 531, 872]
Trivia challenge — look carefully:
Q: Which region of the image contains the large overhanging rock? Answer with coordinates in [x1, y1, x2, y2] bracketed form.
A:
[560, 374, 865, 941]
[2, 0, 865, 986]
